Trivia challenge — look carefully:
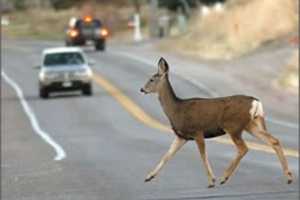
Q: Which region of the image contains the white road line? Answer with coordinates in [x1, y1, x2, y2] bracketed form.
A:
[111, 50, 298, 130]
[2, 71, 66, 161]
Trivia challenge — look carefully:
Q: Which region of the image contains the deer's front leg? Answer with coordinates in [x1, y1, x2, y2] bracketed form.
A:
[195, 133, 216, 188]
[145, 136, 187, 182]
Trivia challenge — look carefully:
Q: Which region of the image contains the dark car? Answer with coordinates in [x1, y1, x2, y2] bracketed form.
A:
[65, 16, 109, 51]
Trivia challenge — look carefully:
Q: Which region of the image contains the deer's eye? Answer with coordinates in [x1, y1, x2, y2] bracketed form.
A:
[150, 79, 154, 82]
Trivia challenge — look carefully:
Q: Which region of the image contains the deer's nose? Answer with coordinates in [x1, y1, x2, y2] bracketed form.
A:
[140, 88, 145, 93]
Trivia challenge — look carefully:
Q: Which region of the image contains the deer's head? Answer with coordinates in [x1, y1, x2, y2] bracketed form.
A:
[140, 57, 169, 94]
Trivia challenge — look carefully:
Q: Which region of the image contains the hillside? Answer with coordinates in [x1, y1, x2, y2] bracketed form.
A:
[160, 0, 299, 60]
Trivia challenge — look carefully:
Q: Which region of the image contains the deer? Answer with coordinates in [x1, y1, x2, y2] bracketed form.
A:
[140, 57, 293, 188]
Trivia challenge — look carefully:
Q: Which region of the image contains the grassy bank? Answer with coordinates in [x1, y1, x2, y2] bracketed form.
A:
[2, 9, 77, 40]
[160, 0, 299, 60]
[276, 50, 299, 93]
[2, 5, 134, 40]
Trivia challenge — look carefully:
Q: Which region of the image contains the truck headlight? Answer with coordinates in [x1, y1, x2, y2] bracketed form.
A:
[68, 29, 79, 38]
[95, 28, 109, 38]
[100, 28, 109, 37]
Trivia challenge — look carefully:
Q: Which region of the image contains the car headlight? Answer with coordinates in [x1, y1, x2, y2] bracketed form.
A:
[86, 68, 93, 77]
[39, 71, 58, 81]
[75, 68, 93, 78]
[47, 73, 59, 79]
[39, 72, 45, 81]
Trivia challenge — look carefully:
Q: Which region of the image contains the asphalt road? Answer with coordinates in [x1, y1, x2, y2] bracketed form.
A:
[2, 39, 299, 200]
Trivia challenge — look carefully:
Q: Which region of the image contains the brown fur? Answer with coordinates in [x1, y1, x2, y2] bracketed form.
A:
[159, 75, 256, 140]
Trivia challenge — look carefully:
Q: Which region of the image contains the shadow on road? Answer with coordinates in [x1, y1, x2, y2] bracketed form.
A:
[147, 190, 298, 200]
[1, 91, 111, 102]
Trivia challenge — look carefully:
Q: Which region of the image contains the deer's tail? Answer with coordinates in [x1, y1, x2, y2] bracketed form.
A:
[249, 100, 267, 130]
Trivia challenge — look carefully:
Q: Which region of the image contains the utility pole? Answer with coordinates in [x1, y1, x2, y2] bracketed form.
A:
[132, 0, 143, 42]
[149, 0, 159, 38]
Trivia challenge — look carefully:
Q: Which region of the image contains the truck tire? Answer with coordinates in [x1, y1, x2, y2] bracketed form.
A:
[95, 39, 105, 51]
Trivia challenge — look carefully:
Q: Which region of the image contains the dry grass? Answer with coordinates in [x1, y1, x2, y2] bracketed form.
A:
[2, 9, 77, 40]
[277, 49, 299, 93]
[2, 4, 134, 40]
[162, 0, 299, 60]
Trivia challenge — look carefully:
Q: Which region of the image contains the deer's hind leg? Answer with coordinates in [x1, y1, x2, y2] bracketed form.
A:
[220, 131, 248, 185]
[195, 133, 216, 188]
[245, 116, 293, 184]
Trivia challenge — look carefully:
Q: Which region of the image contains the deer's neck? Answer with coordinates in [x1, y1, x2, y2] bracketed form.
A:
[158, 76, 179, 121]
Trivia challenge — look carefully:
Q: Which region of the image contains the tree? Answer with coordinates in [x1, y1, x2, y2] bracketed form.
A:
[158, 0, 226, 11]
[8, 0, 26, 10]
[49, 0, 83, 10]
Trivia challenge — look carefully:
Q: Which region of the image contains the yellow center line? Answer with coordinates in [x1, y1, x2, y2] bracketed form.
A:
[93, 73, 299, 158]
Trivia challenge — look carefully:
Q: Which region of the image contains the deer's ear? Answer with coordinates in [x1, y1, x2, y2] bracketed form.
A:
[158, 57, 169, 75]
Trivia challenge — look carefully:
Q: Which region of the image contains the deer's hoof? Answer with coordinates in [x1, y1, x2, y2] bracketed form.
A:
[220, 177, 228, 185]
[207, 178, 216, 188]
[144, 175, 155, 182]
[286, 171, 293, 184]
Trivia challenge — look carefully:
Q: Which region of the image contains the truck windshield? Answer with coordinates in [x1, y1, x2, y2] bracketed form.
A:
[44, 52, 85, 66]
[76, 19, 102, 29]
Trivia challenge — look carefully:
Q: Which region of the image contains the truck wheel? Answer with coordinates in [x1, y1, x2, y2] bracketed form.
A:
[82, 83, 93, 96]
[95, 39, 105, 51]
[39, 87, 49, 99]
